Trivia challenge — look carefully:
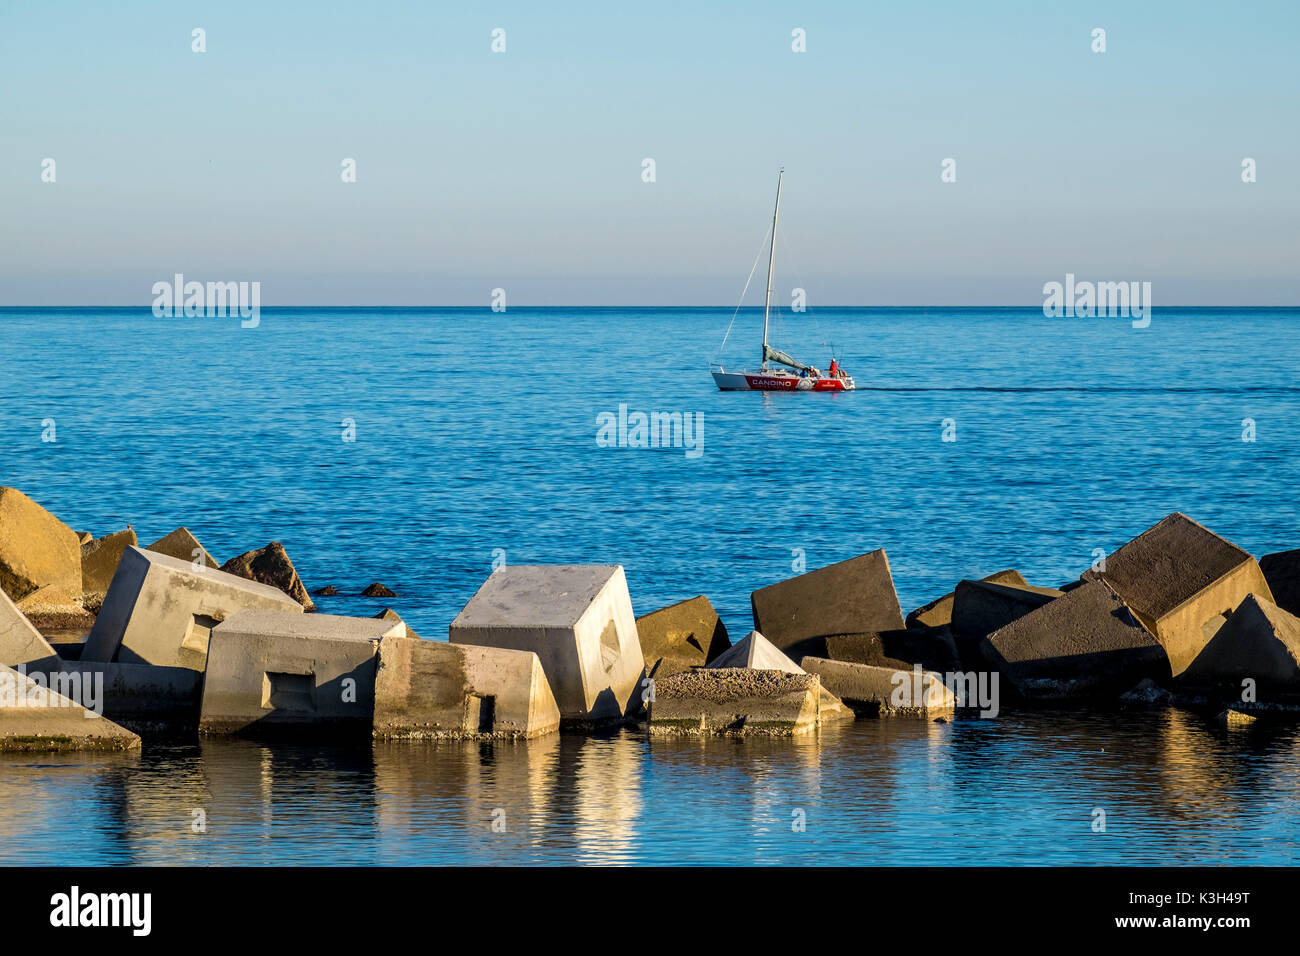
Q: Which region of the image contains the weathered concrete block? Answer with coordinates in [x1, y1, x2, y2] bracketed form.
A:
[0, 588, 59, 669]
[649, 669, 821, 736]
[951, 579, 1062, 637]
[750, 549, 905, 661]
[822, 628, 961, 674]
[0, 487, 82, 602]
[982, 580, 1169, 699]
[199, 610, 401, 736]
[1082, 513, 1274, 676]
[800, 657, 956, 717]
[144, 527, 218, 572]
[373, 635, 560, 739]
[221, 541, 315, 611]
[1182, 594, 1300, 693]
[635, 595, 730, 679]
[81, 527, 138, 609]
[707, 630, 851, 719]
[1260, 549, 1300, 618]
[449, 565, 645, 724]
[0, 663, 140, 752]
[82, 546, 304, 670]
[375, 608, 419, 639]
[907, 569, 1028, 630]
[47, 659, 203, 728]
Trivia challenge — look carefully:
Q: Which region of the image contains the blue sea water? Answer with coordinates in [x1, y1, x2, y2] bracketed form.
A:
[2, 305, 1299, 865]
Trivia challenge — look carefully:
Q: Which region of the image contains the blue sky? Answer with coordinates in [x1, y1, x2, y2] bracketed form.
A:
[2, 0, 1297, 304]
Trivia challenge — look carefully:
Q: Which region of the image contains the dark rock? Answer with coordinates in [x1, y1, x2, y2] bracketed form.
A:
[362, 582, 397, 598]
[312, 585, 339, 596]
[220, 542, 316, 611]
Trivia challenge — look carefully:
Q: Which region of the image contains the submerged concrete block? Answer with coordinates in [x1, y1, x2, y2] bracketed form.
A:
[707, 630, 851, 719]
[1082, 513, 1273, 676]
[800, 657, 956, 718]
[82, 547, 304, 670]
[751, 550, 905, 661]
[449, 565, 645, 724]
[0, 487, 82, 602]
[1182, 594, 1300, 693]
[81, 527, 138, 608]
[0, 588, 59, 669]
[199, 610, 401, 735]
[1260, 549, 1300, 618]
[907, 569, 1027, 630]
[982, 580, 1169, 699]
[635, 595, 730, 679]
[144, 527, 218, 572]
[53, 659, 203, 727]
[373, 634, 560, 739]
[0, 663, 140, 752]
[649, 669, 821, 736]
[221, 541, 315, 611]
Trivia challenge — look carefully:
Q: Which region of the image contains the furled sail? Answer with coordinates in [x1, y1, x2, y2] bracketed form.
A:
[763, 343, 810, 372]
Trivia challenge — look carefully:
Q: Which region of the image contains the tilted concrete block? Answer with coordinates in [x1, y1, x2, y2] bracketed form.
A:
[199, 610, 401, 736]
[1182, 594, 1300, 693]
[707, 630, 851, 719]
[54, 660, 203, 728]
[982, 580, 1169, 699]
[635, 595, 730, 679]
[145, 527, 219, 572]
[0, 587, 59, 669]
[81, 527, 137, 608]
[1260, 549, 1300, 619]
[450, 565, 645, 724]
[82, 547, 304, 670]
[750, 550, 905, 661]
[822, 628, 961, 674]
[951, 579, 1062, 637]
[1082, 513, 1273, 676]
[907, 569, 1027, 630]
[800, 657, 956, 717]
[0, 663, 140, 752]
[0, 487, 82, 602]
[649, 669, 821, 736]
[374, 635, 559, 739]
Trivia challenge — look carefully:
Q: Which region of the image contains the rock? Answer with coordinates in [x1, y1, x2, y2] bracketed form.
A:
[80, 527, 138, 608]
[74, 531, 93, 546]
[199, 610, 401, 736]
[0, 588, 59, 669]
[707, 630, 851, 718]
[221, 542, 315, 611]
[982, 580, 1169, 699]
[0, 663, 141, 752]
[0, 487, 82, 602]
[373, 634, 560, 739]
[14, 585, 95, 631]
[312, 585, 339, 596]
[82, 547, 304, 670]
[1119, 677, 1172, 705]
[450, 565, 645, 725]
[635, 595, 731, 679]
[1219, 708, 1257, 728]
[800, 657, 956, 718]
[144, 527, 218, 571]
[1083, 513, 1274, 676]
[1181, 594, 1300, 693]
[362, 582, 397, 598]
[750, 549, 905, 661]
[649, 669, 823, 736]
[907, 569, 1028, 630]
[1260, 549, 1300, 618]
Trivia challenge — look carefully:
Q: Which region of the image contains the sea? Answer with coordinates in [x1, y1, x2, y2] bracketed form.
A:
[1, 305, 1298, 865]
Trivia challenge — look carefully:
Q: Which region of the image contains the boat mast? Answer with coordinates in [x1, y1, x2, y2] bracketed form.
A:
[761, 168, 783, 370]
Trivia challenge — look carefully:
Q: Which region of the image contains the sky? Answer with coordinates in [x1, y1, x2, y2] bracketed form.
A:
[2, 0, 1297, 305]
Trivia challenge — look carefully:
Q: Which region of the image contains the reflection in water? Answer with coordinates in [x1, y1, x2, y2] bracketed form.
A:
[2, 708, 1299, 865]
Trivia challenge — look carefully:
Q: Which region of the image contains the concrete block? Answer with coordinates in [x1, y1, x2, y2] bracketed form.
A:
[1182, 594, 1300, 692]
[221, 541, 315, 611]
[0, 663, 140, 752]
[81, 527, 138, 608]
[635, 595, 730, 678]
[0, 487, 82, 601]
[373, 634, 560, 739]
[823, 628, 962, 674]
[982, 580, 1169, 699]
[800, 657, 956, 717]
[951, 579, 1062, 637]
[199, 610, 401, 736]
[53, 659, 203, 728]
[907, 569, 1027, 630]
[82, 546, 304, 670]
[14, 585, 95, 632]
[144, 527, 218, 572]
[1260, 549, 1300, 618]
[1082, 513, 1274, 676]
[0, 588, 59, 669]
[707, 630, 851, 718]
[750, 550, 905, 661]
[649, 669, 821, 736]
[449, 565, 645, 724]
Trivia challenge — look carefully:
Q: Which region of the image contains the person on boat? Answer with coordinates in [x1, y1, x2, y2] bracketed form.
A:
[829, 359, 838, 377]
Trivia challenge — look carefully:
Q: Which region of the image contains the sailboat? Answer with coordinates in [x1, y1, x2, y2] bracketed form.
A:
[711, 169, 854, 392]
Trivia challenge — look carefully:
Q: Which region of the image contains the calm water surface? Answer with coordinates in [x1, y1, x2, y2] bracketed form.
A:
[1, 306, 1298, 864]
